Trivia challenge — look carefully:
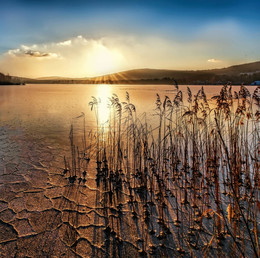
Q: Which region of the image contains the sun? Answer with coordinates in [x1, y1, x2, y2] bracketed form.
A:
[89, 43, 123, 76]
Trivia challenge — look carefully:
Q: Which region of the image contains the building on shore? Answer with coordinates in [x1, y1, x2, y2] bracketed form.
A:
[250, 81, 260, 85]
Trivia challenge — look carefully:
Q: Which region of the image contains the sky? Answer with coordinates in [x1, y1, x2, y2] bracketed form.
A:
[1, 0, 260, 78]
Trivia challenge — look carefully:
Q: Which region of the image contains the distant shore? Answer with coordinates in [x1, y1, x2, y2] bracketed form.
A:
[2, 60, 260, 86]
[24, 80, 256, 86]
[0, 82, 25, 86]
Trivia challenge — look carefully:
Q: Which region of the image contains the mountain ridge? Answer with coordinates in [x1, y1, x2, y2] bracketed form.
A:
[1, 61, 260, 85]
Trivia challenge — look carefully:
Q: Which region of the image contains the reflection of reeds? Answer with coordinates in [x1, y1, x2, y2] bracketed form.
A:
[63, 85, 260, 257]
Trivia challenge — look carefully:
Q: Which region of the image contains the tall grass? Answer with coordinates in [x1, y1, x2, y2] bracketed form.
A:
[63, 84, 260, 257]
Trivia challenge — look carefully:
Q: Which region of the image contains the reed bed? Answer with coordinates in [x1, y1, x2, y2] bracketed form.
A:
[63, 84, 260, 257]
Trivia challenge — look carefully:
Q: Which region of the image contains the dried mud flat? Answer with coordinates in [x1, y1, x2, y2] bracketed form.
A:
[0, 126, 172, 258]
[0, 127, 149, 257]
[0, 126, 208, 258]
[0, 100, 259, 258]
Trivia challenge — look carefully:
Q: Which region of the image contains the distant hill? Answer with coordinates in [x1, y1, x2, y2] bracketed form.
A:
[91, 68, 214, 81]
[90, 61, 260, 84]
[36, 76, 78, 80]
[0, 72, 25, 85]
[211, 61, 260, 74]
[2, 61, 260, 85]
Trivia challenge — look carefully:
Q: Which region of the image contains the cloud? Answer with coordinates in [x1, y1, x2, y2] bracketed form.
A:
[7, 45, 59, 59]
[0, 36, 126, 77]
[0, 35, 235, 78]
[56, 40, 72, 46]
[24, 50, 57, 58]
[208, 58, 221, 63]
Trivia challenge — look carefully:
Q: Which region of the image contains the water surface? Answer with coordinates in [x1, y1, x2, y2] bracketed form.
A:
[1, 84, 256, 142]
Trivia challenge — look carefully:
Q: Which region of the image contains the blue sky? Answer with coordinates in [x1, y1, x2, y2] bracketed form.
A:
[1, 0, 260, 77]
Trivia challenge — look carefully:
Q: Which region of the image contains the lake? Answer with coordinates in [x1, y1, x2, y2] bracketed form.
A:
[0, 84, 256, 140]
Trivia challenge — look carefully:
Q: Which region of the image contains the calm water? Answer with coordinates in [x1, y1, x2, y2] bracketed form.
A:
[0, 83, 257, 161]
[0, 84, 256, 142]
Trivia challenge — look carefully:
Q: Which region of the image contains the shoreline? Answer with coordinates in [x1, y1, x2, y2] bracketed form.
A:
[23, 82, 256, 86]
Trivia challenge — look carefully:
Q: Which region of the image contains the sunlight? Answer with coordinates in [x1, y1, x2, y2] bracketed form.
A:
[89, 43, 123, 76]
[96, 84, 111, 125]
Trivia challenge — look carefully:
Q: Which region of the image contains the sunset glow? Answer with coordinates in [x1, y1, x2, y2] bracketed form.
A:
[0, 1, 259, 257]
[87, 44, 124, 76]
[1, 0, 259, 77]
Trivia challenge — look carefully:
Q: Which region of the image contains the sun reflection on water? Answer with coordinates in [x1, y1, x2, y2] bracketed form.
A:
[96, 84, 111, 126]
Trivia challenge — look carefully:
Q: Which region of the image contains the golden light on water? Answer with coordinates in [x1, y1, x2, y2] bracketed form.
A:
[96, 84, 111, 125]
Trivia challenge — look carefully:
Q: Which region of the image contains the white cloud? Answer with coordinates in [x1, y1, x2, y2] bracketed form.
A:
[208, 58, 221, 63]
[57, 40, 72, 46]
